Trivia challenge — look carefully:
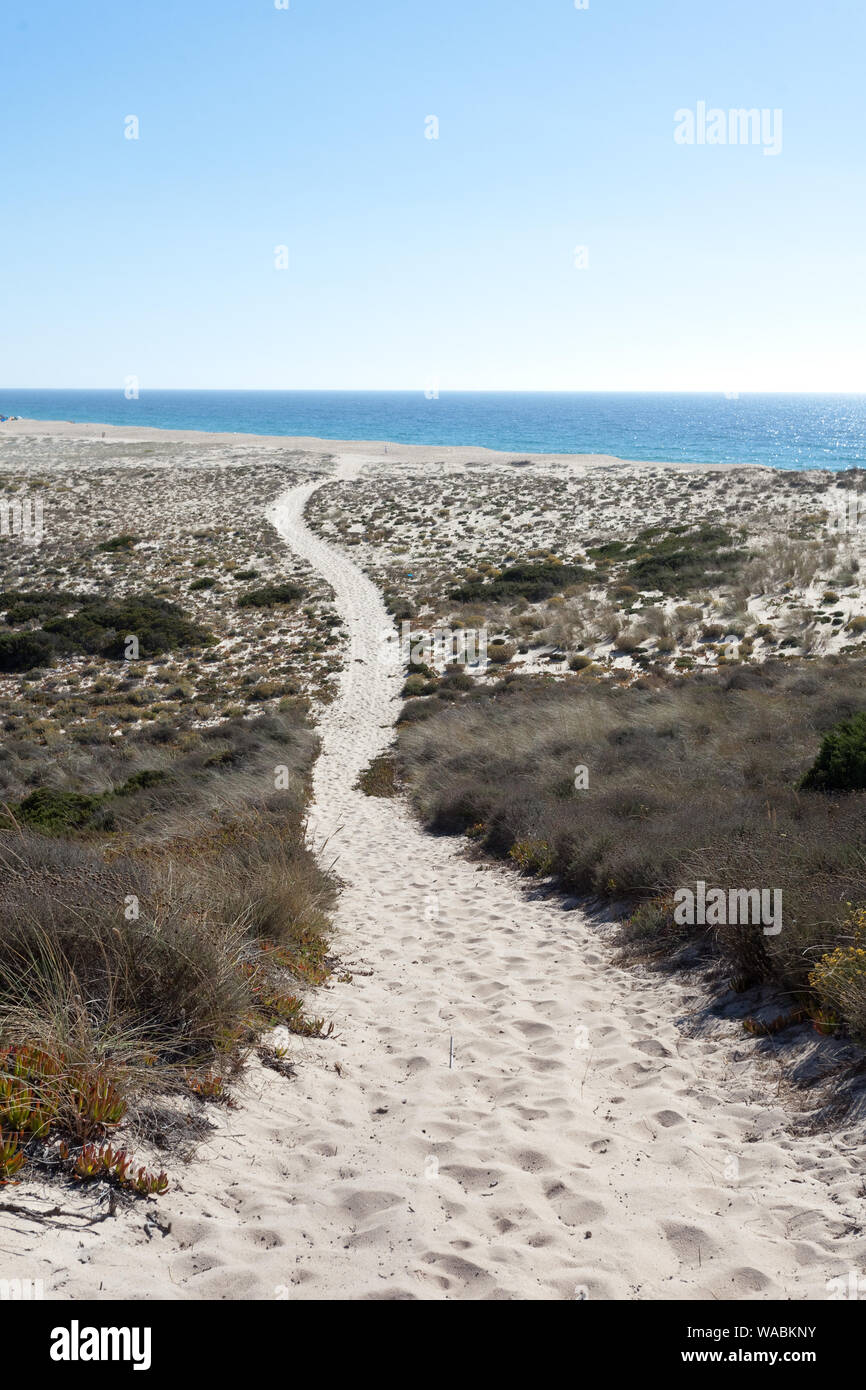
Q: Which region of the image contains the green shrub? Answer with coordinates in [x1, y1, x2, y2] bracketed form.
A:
[97, 534, 139, 552]
[8, 769, 173, 833]
[620, 898, 676, 947]
[441, 668, 475, 691]
[508, 839, 554, 875]
[450, 561, 592, 605]
[237, 583, 304, 608]
[0, 592, 211, 665]
[1, 590, 84, 625]
[0, 630, 58, 673]
[42, 595, 212, 659]
[800, 712, 866, 792]
[402, 673, 437, 697]
[115, 770, 170, 794]
[594, 525, 749, 596]
[809, 909, 866, 1041]
[587, 540, 627, 561]
[13, 788, 103, 832]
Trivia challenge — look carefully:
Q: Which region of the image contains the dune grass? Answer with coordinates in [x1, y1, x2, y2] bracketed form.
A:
[0, 707, 335, 1191]
[0, 447, 344, 1191]
[396, 657, 866, 1041]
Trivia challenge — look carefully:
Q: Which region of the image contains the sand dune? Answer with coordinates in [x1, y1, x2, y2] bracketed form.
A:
[4, 450, 864, 1301]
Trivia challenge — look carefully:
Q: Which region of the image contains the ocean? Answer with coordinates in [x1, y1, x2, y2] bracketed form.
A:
[1, 390, 865, 471]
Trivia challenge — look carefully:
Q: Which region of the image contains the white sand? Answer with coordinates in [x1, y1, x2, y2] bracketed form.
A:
[0, 417, 736, 470]
[3, 447, 864, 1301]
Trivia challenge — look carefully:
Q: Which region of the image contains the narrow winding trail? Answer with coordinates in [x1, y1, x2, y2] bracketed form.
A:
[249, 459, 865, 1299]
[268, 456, 404, 846]
[32, 456, 864, 1301]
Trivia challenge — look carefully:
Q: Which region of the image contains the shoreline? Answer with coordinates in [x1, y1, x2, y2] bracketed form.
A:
[0, 417, 766, 472]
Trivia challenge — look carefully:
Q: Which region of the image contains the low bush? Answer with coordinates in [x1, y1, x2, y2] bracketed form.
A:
[0, 592, 212, 670]
[403, 673, 437, 697]
[384, 593, 416, 620]
[586, 525, 747, 597]
[0, 590, 84, 624]
[809, 909, 866, 1041]
[356, 754, 398, 797]
[0, 630, 57, 673]
[13, 787, 104, 832]
[800, 711, 866, 792]
[43, 596, 212, 658]
[96, 534, 139, 552]
[237, 582, 304, 608]
[450, 560, 593, 604]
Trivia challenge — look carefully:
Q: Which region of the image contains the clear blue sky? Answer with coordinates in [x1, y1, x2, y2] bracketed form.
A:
[1, 0, 863, 391]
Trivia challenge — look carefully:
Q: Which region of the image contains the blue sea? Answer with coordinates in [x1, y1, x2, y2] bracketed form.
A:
[1, 390, 865, 471]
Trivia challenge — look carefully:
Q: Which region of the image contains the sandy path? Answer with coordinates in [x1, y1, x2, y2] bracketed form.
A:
[11, 454, 864, 1301]
[226, 457, 865, 1300]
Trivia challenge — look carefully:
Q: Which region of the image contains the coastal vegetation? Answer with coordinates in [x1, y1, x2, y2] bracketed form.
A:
[310, 457, 866, 1053]
[237, 581, 305, 608]
[0, 589, 213, 670]
[0, 698, 335, 1190]
[449, 559, 594, 604]
[5, 433, 866, 1196]
[0, 439, 339, 1193]
[0, 695, 337, 1185]
[395, 655, 866, 1044]
[308, 461, 866, 684]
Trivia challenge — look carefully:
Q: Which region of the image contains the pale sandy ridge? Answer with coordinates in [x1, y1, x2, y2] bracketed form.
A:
[0, 417, 749, 470]
[3, 451, 862, 1301]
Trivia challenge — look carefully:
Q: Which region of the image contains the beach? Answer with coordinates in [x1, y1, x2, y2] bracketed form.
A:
[0, 415, 726, 467]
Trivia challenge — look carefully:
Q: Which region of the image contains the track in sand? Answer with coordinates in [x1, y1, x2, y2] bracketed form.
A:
[253, 457, 865, 1300]
[21, 455, 865, 1301]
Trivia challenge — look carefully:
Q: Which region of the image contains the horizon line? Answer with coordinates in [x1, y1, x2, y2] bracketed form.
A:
[2, 387, 865, 397]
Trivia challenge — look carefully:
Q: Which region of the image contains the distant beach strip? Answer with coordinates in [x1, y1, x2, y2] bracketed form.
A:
[1, 390, 865, 469]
